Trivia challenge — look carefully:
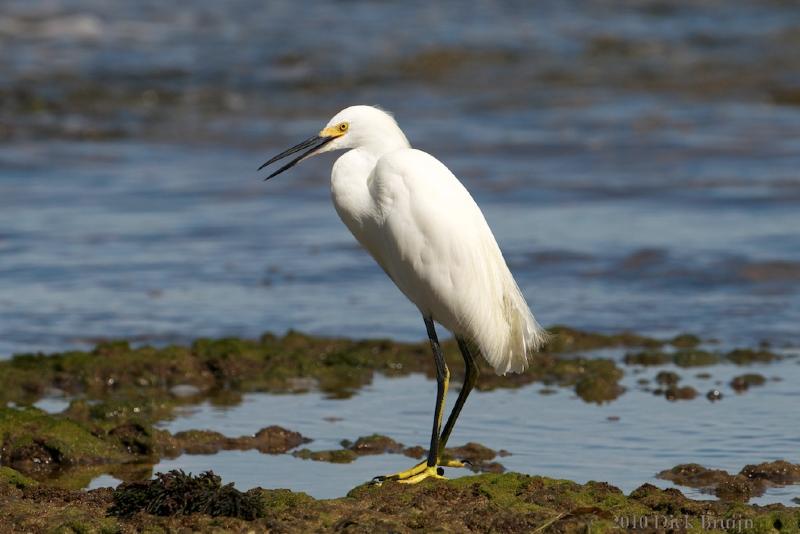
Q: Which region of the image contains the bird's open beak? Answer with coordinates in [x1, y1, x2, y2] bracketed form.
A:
[259, 125, 346, 180]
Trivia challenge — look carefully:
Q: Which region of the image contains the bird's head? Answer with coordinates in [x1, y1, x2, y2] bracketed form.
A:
[259, 105, 409, 180]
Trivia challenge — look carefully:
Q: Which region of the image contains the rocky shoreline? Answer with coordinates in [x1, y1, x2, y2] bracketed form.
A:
[0, 328, 797, 532]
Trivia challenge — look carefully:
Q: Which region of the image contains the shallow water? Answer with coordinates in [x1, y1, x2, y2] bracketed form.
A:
[141, 358, 799, 504]
[2, 0, 800, 505]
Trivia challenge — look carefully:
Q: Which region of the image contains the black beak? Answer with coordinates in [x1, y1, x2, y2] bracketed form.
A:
[258, 135, 336, 180]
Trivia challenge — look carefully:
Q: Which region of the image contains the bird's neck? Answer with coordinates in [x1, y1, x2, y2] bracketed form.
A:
[359, 125, 411, 160]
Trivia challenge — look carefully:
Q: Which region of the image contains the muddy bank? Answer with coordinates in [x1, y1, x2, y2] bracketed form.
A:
[1, 468, 797, 533]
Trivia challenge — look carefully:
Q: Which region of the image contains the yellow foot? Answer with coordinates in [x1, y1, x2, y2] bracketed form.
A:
[397, 465, 446, 484]
[371, 457, 469, 485]
[441, 458, 469, 469]
[371, 460, 428, 484]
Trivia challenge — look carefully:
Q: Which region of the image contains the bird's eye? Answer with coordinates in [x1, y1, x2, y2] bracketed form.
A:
[338, 123, 349, 132]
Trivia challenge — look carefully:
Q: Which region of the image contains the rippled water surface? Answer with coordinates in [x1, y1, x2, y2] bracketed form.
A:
[2, 0, 799, 504]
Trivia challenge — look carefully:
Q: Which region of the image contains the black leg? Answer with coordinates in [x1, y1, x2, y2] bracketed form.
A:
[424, 316, 450, 468]
[438, 337, 479, 455]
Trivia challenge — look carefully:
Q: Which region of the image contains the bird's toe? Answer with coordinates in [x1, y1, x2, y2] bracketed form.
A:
[397, 465, 446, 484]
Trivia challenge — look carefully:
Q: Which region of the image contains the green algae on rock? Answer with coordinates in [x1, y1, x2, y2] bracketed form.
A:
[0, 401, 312, 490]
[0, 466, 37, 490]
[0, 329, 635, 407]
[542, 325, 662, 353]
[0, 406, 128, 475]
[731, 373, 767, 392]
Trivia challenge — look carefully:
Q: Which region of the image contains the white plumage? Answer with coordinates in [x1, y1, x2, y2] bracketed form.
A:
[261, 104, 548, 483]
[321, 106, 547, 374]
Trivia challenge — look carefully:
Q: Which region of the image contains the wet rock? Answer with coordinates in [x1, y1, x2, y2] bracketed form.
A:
[624, 350, 671, 366]
[671, 334, 701, 348]
[546, 326, 662, 353]
[444, 442, 497, 463]
[737, 260, 800, 282]
[655, 371, 680, 385]
[740, 460, 800, 486]
[342, 434, 405, 455]
[292, 448, 358, 463]
[673, 349, 720, 367]
[664, 385, 697, 401]
[771, 85, 800, 107]
[730, 373, 766, 392]
[402, 445, 426, 459]
[251, 426, 311, 454]
[658, 461, 800, 501]
[657, 464, 750, 500]
[172, 430, 229, 455]
[173, 425, 311, 455]
[108, 422, 157, 456]
[575, 375, 625, 403]
[727, 349, 782, 365]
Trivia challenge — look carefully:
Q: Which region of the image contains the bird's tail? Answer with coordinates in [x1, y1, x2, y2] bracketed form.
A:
[478, 273, 549, 375]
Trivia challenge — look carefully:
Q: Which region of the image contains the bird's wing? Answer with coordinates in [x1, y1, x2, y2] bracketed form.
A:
[369, 149, 507, 331]
[367, 148, 546, 374]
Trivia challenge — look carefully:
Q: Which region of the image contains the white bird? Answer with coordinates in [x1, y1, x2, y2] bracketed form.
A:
[259, 105, 547, 484]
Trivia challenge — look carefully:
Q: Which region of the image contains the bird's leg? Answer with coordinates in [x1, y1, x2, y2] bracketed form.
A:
[372, 316, 450, 484]
[436, 337, 479, 469]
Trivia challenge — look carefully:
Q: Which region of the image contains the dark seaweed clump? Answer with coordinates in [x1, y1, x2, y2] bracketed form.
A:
[109, 470, 264, 520]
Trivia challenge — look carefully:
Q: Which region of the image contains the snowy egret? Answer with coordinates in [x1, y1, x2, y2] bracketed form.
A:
[259, 105, 547, 484]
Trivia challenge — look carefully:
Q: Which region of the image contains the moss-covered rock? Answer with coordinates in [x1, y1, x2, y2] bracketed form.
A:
[0, 406, 128, 474]
[0, 467, 37, 489]
[1, 329, 638, 412]
[544, 326, 663, 352]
